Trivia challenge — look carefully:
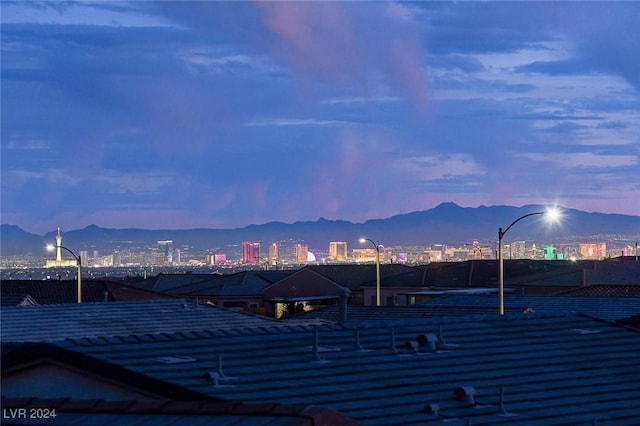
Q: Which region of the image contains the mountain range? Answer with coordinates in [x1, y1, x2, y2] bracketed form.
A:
[1, 203, 639, 256]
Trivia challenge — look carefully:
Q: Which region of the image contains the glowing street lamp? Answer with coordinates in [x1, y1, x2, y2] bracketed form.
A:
[47, 244, 82, 303]
[359, 237, 382, 306]
[498, 207, 561, 315]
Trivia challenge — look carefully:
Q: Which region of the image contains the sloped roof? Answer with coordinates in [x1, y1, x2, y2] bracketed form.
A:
[286, 305, 444, 323]
[123, 271, 294, 298]
[559, 284, 640, 297]
[1, 279, 115, 304]
[103, 281, 177, 301]
[264, 268, 348, 301]
[306, 264, 414, 290]
[42, 313, 640, 425]
[0, 293, 37, 307]
[0, 299, 282, 342]
[162, 271, 279, 298]
[149, 273, 220, 292]
[0, 397, 361, 426]
[415, 260, 589, 288]
[420, 294, 640, 322]
[585, 260, 640, 284]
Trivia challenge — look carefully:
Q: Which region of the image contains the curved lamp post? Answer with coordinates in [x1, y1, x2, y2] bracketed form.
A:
[498, 208, 560, 314]
[360, 237, 381, 306]
[47, 244, 82, 303]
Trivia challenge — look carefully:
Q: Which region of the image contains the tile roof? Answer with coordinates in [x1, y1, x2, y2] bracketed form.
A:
[415, 260, 590, 288]
[103, 281, 177, 301]
[171, 271, 280, 297]
[585, 260, 640, 284]
[420, 294, 640, 322]
[0, 299, 283, 342]
[123, 271, 294, 298]
[559, 284, 640, 297]
[0, 294, 37, 307]
[43, 313, 640, 425]
[286, 305, 445, 323]
[150, 274, 218, 292]
[0, 396, 361, 426]
[264, 268, 349, 301]
[306, 264, 415, 290]
[1, 279, 116, 304]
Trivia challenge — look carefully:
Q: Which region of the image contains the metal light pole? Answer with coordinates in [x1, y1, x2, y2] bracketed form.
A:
[498, 209, 560, 315]
[360, 237, 381, 306]
[48, 244, 82, 303]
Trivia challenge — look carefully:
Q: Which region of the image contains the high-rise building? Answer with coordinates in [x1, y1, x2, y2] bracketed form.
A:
[295, 244, 308, 263]
[328, 242, 348, 261]
[511, 241, 527, 259]
[157, 240, 173, 265]
[352, 248, 377, 263]
[580, 243, 606, 259]
[242, 241, 260, 264]
[268, 242, 279, 265]
[45, 228, 77, 268]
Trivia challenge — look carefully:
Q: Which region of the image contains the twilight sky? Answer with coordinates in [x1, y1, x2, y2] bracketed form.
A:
[2, 1, 639, 234]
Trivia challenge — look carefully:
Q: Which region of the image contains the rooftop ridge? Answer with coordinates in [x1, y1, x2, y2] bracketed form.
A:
[49, 311, 574, 347]
[0, 298, 194, 310]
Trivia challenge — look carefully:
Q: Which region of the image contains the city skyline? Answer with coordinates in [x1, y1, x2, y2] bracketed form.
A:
[2, 1, 639, 235]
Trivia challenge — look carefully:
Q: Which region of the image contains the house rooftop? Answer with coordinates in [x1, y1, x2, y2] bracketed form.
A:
[0, 299, 283, 342]
[419, 294, 640, 322]
[10, 312, 638, 425]
[0, 279, 175, 305]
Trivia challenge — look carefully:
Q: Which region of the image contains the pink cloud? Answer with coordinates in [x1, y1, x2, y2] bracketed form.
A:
[254, 1, 429, 110]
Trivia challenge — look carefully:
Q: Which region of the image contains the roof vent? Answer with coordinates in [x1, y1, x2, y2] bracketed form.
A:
[497, 385, 513, 417]
[453, 386, 476, 406]
[405, 340, 420, 353]
[216, 353, 227, 379]
[354, 329, 365, 352]
[390, 327, 398, 353]
[423, 403, 439, 416]
[204, 371, 222, 386]
[309, 327, 333, 363]
[417, 333, 437, 352]
[203, 370, 234, 388]
[437, 325, 459, 350]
